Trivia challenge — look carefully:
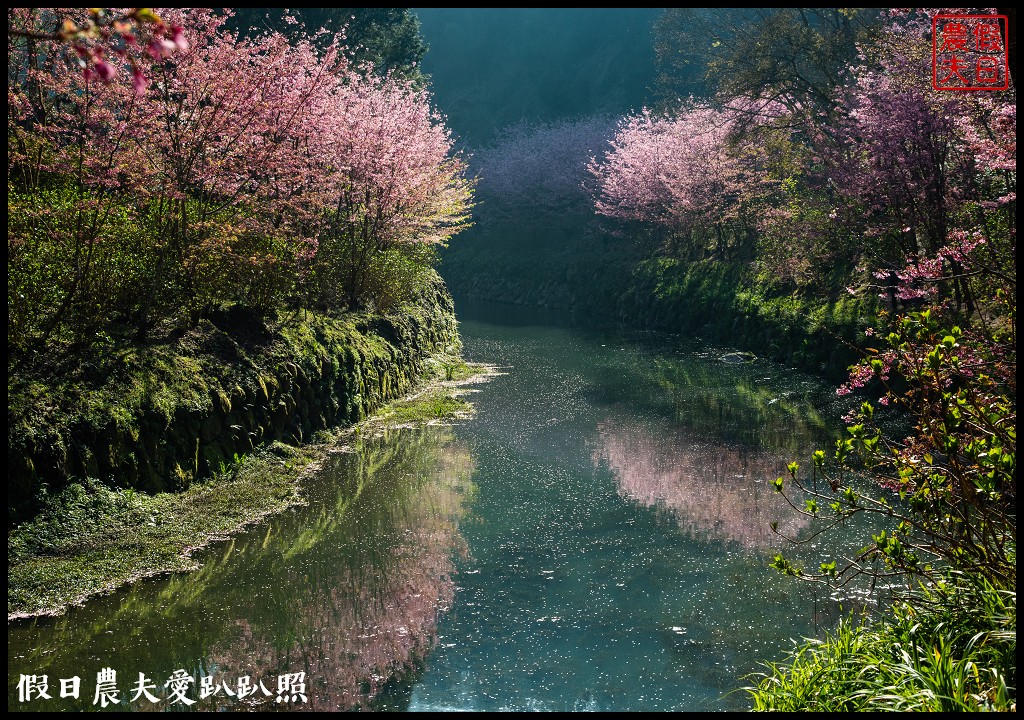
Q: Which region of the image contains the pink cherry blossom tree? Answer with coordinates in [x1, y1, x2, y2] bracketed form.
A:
[8, 8, 163, 346]
[296, 69, 473, 311]
[588, 103, 763, 259]
[126, 9, 334, 327]
[824, 10, 1015, 318]
[9, 7, 472, 348]
[766, 9, 1016, 601]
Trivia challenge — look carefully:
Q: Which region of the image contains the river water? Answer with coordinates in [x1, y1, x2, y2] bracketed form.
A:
[9, 303, 875, 711]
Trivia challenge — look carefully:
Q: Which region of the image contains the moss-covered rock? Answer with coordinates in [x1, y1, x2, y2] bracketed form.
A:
[8, 272, 460, 525]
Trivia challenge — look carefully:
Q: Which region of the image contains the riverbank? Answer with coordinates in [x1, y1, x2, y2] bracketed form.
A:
[7, 271, 497, 618]
[441, 229, 879, 382]
[8, 358, 495, 620]
[8, 275, 461, 522]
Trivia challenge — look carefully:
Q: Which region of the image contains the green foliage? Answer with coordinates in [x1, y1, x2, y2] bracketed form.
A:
[308, 235, 442, 314]
[229, 8, 427, 83]
[761, 247, 1015, 709]
[333, 8, 428, 82]
[771, 301, 1016, 591]
[747, 573, 1016, 711]
[7, 184, 156, 349]
[8, 448, 309, 616]
[623, 258, 874, 378]
[6, 146, 307, 352]
[7, 271, 460, 524]
[427, 354, 476, 382]
[8, 479, 147, 565]
[381, 389, 470, 425]
[653, 9, 877, 115]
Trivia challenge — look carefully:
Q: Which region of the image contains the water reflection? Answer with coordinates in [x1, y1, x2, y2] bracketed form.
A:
[10, 310, 878, 712]
[8, 427, 474, 712]
[594, 419, 809, 549]
[590, 349, 836, 455]
[402, 319, 860, 711]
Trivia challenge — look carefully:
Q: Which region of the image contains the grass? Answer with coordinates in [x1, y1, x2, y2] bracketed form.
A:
[7, 445, 309, 619]
[384, 390, 471, 424]
[744, 573, 1017, 711]
[7, 357, 495, 620]
[356, 359, 497, 438]
[434, 355, 480, 382]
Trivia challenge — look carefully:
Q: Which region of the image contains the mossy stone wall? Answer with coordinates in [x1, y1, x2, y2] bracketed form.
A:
[8, 277, 459, 521]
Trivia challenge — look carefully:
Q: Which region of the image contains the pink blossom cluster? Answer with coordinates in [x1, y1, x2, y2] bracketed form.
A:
[8, 8, 189, 94]
[871, 231, 988, 301]
[836, 355, 893, 397]
[9, 9, 472, 278]
[588, 104, 752, 234]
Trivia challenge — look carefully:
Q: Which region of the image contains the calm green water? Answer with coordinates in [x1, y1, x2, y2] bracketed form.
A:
[9, 305, 875, 711]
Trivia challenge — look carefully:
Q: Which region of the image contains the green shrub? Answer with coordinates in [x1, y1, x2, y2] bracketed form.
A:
[747, 573, 1016, 711]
